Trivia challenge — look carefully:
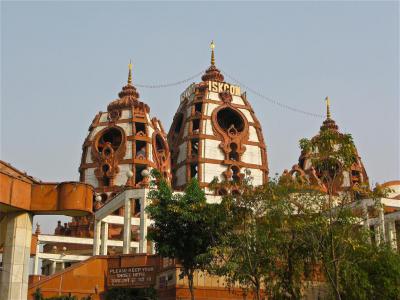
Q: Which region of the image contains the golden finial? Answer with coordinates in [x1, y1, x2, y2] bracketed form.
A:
[210, 40, 215, 66]
[325, 96, 331, 119]
[128, 60, 133, 85]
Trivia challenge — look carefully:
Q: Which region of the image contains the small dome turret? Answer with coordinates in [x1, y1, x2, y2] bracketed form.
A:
[79, 63, 171, 206]
[283, 97, 369, 194]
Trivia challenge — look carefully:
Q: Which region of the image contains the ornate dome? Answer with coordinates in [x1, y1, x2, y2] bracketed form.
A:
[283, 97, 369, 194]
[168, 42, 269, 194]
[79, 63, 171, 206]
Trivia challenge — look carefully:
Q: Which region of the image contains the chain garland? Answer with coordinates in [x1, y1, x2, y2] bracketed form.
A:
[220, 69, 323, 119]
[135, 69, 323, 119]
[135, 71, 203, 88]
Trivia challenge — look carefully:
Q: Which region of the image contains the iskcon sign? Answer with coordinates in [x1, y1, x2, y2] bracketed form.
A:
[180, 81, 242, 102]
[208, 81, 241, 96]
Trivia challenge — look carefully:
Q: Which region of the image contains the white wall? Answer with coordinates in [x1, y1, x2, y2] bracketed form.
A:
[241, 145, 262, 165]
[84, 167, 98, 187]
[121, 109, 131, 119]
[175, 166, 186, 186]
[177, 142, 187, 164]
[248, 126, 259, 142]
[99, 112, 108, 123]
[231, 95, 245, 105]
[238, 108, 254, 122]
[203, 139, 224, 160]
[203, 163, 227, 183]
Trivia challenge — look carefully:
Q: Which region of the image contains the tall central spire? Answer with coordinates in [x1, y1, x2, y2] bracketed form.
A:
[325, 96, 331, 119]
[202, 41, 224, 82]
[320, 96, 338, 131]
[210, 40, 215, 66]
[108, 60, 140, 110]
[128, 60, 133, 85]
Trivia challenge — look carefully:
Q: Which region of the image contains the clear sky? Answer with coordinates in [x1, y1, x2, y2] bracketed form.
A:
[2, 1, 399, 234]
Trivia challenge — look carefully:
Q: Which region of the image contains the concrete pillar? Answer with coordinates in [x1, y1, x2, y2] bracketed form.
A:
[387, 221, 397, 250]
[379, 206, 386, 243]
[123, 198, 132, 254]
[100, 222, 109, 255]
[92, 219, 101, 255]
[50, 261, 57, 275]
[139, 195, 148, 254]
[33, 242, 40, 275]
[0, 212, 33, 300]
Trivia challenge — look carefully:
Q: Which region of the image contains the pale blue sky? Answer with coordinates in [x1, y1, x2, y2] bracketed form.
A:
[2, 1, 399, 233]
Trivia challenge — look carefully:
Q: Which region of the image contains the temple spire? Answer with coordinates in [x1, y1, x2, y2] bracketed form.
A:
[320, 96, 338, 131]
[128, 60, 133, 85]
[325, 96, 331, 119]
[210, 41, 215, 66]
[201, 40, 224, 82]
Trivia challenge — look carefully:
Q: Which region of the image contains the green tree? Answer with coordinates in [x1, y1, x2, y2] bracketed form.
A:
[104, 287, 157, 300]
[297, 129, 391, 299]
[44, 293, 77, 300]
[340, 243, 400, 300]
[32, 288, 43, 300]
[208, 177, 310, 300]
[146, 171, 223, 300]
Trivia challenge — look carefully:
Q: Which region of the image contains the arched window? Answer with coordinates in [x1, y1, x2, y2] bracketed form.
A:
[229, 143, 239, 161]
[97, 127, 123, 153]
[231, 166, 241, 182]
[216, 108, 245, 134]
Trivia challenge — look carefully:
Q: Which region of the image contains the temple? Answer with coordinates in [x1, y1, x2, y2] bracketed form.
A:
[0, 42, 399, 300]
[168, 41, 268, 194]
[283, 96, 369, 194]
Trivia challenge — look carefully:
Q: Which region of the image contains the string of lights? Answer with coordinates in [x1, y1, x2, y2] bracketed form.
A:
[135, 71, 203, 88]
[220, 69, 324, 119]
[135, 69, 324, 119]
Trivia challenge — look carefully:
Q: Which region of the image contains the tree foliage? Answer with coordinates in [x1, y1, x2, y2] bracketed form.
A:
[104, 287, 157, 300]
[208, 177, 311, 300]
[146, 170, 223, 300]
[145, 128, 400, 300]
[340, 244, 400, 300]
[297, 129, 400, 299]
[207, 129, 400, 300]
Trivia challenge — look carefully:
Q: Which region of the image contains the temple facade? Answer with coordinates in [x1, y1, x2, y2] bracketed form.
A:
[168, 42, 268, 194]
[1, 42, 399, 300]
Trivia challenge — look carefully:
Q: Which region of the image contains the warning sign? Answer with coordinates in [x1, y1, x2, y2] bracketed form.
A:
[108, 266, 155, 287]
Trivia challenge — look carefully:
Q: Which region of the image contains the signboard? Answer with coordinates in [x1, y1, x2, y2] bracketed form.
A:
[108, 266, 155, 287]
[208, 81, 241, 96]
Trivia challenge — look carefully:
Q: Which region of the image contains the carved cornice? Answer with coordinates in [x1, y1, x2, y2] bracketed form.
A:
[107, 83, 150, 113]
[320, 117, 339, 131]
[201, 65, 224, 82]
